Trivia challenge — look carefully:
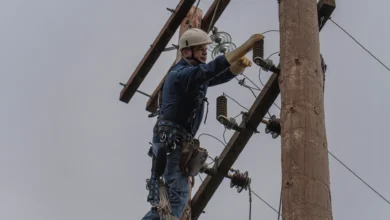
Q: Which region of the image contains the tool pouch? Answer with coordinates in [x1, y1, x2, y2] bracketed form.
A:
[179, 139, 208, 176]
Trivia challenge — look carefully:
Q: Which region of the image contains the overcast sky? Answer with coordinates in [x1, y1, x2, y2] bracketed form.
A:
[1, 0, 389, 219]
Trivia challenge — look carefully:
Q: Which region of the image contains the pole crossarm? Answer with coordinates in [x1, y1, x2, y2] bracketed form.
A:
[119, 0, 196, 103]
[146, 0, 231, 113]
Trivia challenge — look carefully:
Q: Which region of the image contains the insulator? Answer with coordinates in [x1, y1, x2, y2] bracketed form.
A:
[216, 95, 227, 121]
[208, 28, 233, 52]
[211, 42, 236, 59]
[229, 170, 251, 193]
[210, 31, 232, 46]
[265, 115, 281, 139]
[253, 39, 264, 64]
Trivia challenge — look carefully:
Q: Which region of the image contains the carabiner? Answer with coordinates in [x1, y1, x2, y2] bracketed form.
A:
[160, 131, 166, 142]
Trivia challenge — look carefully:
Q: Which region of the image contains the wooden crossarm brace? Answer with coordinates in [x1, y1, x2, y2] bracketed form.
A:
[119, 0, 195, 103]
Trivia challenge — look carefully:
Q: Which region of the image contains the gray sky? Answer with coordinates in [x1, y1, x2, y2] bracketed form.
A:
[1, 0, 389, 219]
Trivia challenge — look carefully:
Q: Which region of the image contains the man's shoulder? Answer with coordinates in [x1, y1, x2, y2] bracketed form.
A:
[170, 62, 191, 72]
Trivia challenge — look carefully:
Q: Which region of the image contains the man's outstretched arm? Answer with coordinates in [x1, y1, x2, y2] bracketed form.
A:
[175, 34, 264, 88]
[208, 56, 252, 87]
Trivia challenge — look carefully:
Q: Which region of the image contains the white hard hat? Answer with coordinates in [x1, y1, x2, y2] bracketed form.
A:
[179, 28, 213, 51]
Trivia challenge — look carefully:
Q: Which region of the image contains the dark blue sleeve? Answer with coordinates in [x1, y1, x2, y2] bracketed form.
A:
[208, 68, 237, 87]
[175, 55, 231, 90]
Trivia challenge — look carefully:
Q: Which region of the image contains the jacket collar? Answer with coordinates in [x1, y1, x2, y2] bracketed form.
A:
[177, 58, 201, 67]
[177, 58, 188, 66]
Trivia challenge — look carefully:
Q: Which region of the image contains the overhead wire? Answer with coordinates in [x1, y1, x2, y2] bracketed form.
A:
[242, 74, 262, 90]
[249, 185, 252, 220]
[234, 112, 243, 119]
[236, 77, 261, 91]
[198, 174, 204, 183]
[328, 150, 390, 205]
[261, 29, 280, 35]
[197, 132, 226, 167]
[277, 186, 282, 220]
[207, 0, 221, 33]
[223, 92, 249, 111]
[250, 188, 282, 217]
[329, 18, 390, 72]
[223, 127, 228, 144]
[198, 133, 226, 147]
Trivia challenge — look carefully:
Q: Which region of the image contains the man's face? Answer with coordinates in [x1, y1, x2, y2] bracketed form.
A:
[183, 44, 208, 64]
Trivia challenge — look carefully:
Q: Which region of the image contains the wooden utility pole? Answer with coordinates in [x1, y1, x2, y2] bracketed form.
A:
[279, 0, 333, 219]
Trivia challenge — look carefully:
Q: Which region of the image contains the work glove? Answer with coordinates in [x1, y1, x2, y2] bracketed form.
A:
[230, 56, 252, 75]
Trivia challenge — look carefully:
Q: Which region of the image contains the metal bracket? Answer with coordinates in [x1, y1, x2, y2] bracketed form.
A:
[217, 112, 259, 133]
[163, 44, 179, 52]
[166, 8, 175, 13]
[200, 160, 251, 193]
[253, 56, 281, 74]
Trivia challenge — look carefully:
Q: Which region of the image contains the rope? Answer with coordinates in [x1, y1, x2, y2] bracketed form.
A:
[180, 203, 192, 220]
[156, 181, 172, 219]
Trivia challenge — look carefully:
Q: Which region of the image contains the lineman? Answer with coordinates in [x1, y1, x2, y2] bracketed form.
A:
[142, 28, 264, 220]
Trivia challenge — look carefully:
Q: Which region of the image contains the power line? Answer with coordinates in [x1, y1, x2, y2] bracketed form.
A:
[236, 77, 259, 98]
[236, 77, 261, 91]
[242, 74, 262, 91]
[234, 112, 243, 119]
[250, 188, 282, 217]
[328, 150, 390, 205]
[223, 127, 228, 144]
[207, 0, 221, 33]
[223, 92, 249, 111]
[198, 133, 226, 147]
[261, 29, 280, 35]
[329, 18, 390, 72]
[249, 185, 252, 220]
[198, 174, 204, 183]
[277, 186, 282, 220]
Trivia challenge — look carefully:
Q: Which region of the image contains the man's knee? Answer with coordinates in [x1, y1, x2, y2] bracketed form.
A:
[164, 156, 190, 218]
[166, 174, 190, 197]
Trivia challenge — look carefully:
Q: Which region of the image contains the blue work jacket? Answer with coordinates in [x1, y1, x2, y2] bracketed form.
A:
[157, 55, 237, 137]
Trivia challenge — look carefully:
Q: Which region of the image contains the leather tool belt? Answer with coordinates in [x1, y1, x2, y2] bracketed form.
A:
[179, 139, 208, 177]
[153, 118, 207, 176]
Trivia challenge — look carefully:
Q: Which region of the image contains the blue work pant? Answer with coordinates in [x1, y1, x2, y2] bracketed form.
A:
[142, 138, 190, 220]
